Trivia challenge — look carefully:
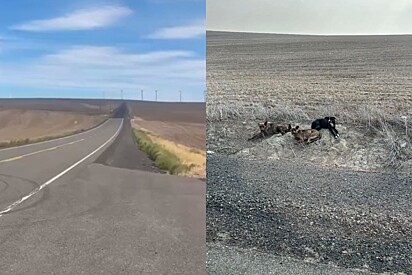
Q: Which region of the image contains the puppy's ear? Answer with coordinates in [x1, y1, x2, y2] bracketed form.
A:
[288, 124, 291, 129]
[295, 125, 299, 130]
[264, 121, 268, 126]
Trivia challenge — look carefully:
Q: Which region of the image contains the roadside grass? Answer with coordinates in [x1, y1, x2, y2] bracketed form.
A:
[207, 102, 411, 169]
[133, 129, 203, 176]
[0, 129, 84, 149]
[148, 134, 206, 178]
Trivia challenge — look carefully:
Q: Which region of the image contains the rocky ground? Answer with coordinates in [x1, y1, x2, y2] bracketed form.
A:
[207, 243, 378, 275]
[206, 154, 412, 274]
[207, 120, 411, 173]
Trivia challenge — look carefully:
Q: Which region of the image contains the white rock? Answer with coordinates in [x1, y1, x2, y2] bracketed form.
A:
[268, 153, 280, 160]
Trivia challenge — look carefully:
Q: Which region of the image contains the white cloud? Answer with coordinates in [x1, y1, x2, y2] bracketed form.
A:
[10, 6, 133, 32]
[0, 46, 205, 93]
[147, 20, 205, 39]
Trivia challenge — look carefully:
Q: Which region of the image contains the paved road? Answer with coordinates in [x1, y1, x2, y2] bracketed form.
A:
[0, 119, 123, 214]
[0, 109, 205, 274]
[207, 154, 411, 274]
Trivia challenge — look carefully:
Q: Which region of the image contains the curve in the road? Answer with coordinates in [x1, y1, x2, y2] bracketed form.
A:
[0, 118, 111, 153]
[0, 119, 124, 217]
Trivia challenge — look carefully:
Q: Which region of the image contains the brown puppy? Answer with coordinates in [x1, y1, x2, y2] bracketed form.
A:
[291, 125, 321, 144]
[248, 121, 292, 141]
[266, 122, 292, 136]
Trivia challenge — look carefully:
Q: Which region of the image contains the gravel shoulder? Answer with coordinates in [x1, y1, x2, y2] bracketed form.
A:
[207, 154, 412, 274]
[207, 243, 375, 275]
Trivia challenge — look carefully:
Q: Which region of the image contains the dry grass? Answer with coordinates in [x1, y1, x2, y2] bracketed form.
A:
[133, 129, 191, 175]
[207, 102, 411, 169]
[133, 127, 206, 178]
[207, 102, 309, 122]
[148, 134, 206, 178]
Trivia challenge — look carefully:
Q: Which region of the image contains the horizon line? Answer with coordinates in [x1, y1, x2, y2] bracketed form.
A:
[0, 97, 205, 103]
[206, 29, 412, 36]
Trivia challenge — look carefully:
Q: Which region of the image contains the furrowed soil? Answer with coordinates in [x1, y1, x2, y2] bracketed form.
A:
[207, 31, 412, 112]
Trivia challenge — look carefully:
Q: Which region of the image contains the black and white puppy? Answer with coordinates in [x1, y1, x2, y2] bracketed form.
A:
[311, 116, 339, 138]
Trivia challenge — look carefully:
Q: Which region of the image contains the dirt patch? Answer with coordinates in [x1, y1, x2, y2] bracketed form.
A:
[0, 109, 106, 142]
[207, 120, 411, 174]
[132, 117, 205, 151]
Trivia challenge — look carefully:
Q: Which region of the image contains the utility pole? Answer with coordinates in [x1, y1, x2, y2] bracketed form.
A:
[121, 90, 123, 100]
[141, 89, 143, 101]
[103, 91, 106, 112]
[179, 90, 182, 102]
[155, 90, 158, 102]
[204, 90, 206, 102]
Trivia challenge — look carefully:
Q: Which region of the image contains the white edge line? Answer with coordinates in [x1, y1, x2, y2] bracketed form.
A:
[0, 118, 111, 152]
[0, 118, 124, 217]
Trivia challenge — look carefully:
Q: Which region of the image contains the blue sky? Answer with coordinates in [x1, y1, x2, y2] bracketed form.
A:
[0, 0, 205, 102]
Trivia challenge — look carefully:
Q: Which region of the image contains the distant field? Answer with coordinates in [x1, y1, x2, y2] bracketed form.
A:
[0, 99, 205, 149]
[0, 109, 105, 143]
[0, 98, 120, 115]
[207, 31, 412, 112]
[127, 101, 205, 124]
[129, 101, 205, 150]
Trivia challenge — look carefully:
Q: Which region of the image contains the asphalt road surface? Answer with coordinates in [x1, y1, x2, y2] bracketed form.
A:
[207, 154, 411, 274]
[0, 106, 205, 274]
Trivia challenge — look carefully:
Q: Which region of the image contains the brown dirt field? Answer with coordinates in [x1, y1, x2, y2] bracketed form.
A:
[0, 98, 205, 150]
[132, 117, 205, 151]
[0, 98, 121, 115]
[207, 31, 412, 113]
[0, 109, 106, 142]
[127, 101, 205, 124]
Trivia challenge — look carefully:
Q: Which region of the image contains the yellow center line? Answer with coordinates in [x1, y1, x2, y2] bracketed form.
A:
[0, 139, 85, 163]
